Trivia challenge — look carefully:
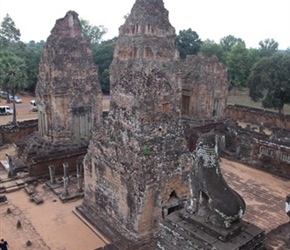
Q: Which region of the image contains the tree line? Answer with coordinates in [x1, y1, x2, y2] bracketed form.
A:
[0, 14, 290, 118]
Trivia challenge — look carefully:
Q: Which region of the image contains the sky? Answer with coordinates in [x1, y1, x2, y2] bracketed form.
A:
[0, 0, 289, 49]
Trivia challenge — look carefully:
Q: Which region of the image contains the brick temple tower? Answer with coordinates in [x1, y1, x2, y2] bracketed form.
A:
[78, 0, 192, 247]
[181, 55, 229, 120]
[36, 11, 103, 142]
[13, 11, 103, 177]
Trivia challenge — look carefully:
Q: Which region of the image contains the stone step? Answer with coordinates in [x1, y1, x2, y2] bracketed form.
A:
[165, 212, 217, 245]
[125, 236, 155, 250]
[160, 211, 265, 250]
[5, 186, 20, 193]
[178, 209, 243, 242]
[157, 233, 179, 250]
[159, 219, 211, 250]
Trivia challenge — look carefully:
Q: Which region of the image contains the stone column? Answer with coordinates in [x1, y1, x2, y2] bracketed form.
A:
[77, 161, 83, 176]
[76, 162, 83, 192]
[63, 176, 69, 196]
[49, 165, 55, 184]
[63, 162, 69, 183]
[259, 122, 265, 133]
[6, 154, 15, 178]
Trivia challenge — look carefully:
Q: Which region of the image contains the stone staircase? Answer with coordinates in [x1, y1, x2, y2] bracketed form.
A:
[0, 176, 26, 193]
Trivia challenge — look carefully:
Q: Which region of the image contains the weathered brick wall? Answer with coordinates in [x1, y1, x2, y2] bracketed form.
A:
[182, 55, 228, 120]
[181, 119, 290, 179]
[81, 0, 193, 244]
[0, 119, 38, 144]
[226, 104, 290, 129]
[223, 105, 290, 178]
[28, 153, 85, 177]
[183, 121, 227, 152]
[36, 11, 102, 142]
[223, 126, 290, 179]
[12, 10, 102, 182]
[251, 139, 290, 178]
[14, 131, 88, 178]
[160, 174, 190, 203]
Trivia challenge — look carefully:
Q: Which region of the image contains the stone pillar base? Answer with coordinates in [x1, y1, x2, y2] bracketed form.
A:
[157, 209, 265, 250]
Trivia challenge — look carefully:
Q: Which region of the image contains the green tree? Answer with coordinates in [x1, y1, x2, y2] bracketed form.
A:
[80, 19, 107, 44]
[0, 50, 27, 125]
[248, 54, 290, 114]
[93, 38, 117, 93]
[258, 38, 279, 57]
[220, 35, 245, 51]
[226, 43, 256, 89]
[175, 28, 202, 59]
[0, 14, 21, 48]
[200, 39, 226, 63]
[26, 40, 45, 51]
[23, 41, 45, 92]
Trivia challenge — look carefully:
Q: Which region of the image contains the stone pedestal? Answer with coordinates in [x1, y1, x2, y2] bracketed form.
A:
[157, 209, 265, 250]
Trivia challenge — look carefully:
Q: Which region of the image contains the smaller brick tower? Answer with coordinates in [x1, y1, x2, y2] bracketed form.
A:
[36, 11, 103, 142]
[13, 11, 103, 177]
[181, 55, 229, 120]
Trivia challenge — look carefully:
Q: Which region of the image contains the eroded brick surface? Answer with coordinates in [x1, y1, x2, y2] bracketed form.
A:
[81, 0, 192, 243]
[12, 11, 102, 177]
[181, 55, 228, 120]
[36, 11, 102, 142]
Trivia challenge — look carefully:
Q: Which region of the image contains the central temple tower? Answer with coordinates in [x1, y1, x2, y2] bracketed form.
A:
[79, 0, 192, 246]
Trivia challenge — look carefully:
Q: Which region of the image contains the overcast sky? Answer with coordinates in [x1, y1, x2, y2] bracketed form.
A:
[0, 0, 289, 49]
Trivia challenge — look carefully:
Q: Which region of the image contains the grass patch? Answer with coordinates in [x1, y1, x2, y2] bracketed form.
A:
[227, 91, 290, 114]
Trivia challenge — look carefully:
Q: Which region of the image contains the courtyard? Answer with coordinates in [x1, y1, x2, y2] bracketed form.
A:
[0, 93, 289, 249]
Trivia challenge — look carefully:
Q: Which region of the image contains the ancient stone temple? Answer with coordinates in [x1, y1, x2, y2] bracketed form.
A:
[181, 55, 228, 120]
[77, 0, 193, 247]
[36, 10, 102, 142]
[12, 11, 102, 177]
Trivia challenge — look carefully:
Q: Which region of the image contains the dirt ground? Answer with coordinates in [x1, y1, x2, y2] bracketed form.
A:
[0, 144, 108, 250]
[0, 189, 107, 250]
[0, 93, 110, 250]
[0, 93, 289, 249]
